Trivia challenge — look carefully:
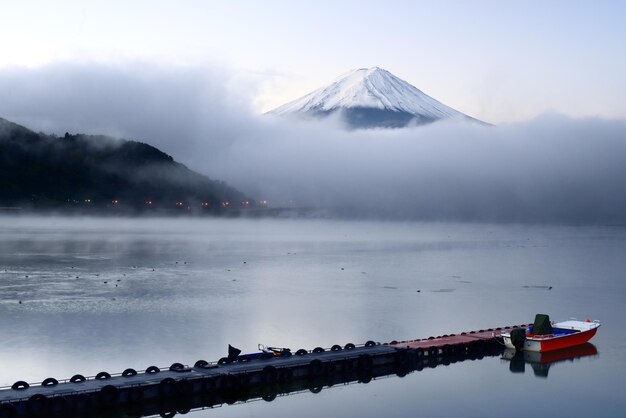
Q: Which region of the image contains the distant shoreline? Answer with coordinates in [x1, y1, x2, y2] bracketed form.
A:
[0, 205, 327, 219]
[2, 207, 625, 227]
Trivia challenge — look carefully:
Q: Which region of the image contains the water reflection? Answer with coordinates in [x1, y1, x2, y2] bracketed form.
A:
[502, 343, 598, 378]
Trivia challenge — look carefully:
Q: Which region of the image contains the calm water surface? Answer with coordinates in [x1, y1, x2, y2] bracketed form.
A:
[0, 216, 624, 417]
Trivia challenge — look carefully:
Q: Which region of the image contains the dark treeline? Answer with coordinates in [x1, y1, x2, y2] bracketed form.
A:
[0, 117, 243, 211]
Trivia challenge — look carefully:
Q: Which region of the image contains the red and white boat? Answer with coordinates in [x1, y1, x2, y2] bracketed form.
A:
[502, 315, 600, 352]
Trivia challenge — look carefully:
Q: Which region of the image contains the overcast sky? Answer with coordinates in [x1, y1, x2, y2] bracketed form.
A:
[2, 1, 626, 123]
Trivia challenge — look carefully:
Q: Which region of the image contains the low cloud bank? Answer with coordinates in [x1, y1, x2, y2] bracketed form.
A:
[1, 63, 626, 223]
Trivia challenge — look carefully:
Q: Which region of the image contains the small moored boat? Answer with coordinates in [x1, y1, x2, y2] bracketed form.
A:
[502, 314, 600, 352]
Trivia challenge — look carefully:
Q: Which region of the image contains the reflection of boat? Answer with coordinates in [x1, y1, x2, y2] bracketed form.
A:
[501, 314, 600, 352]
[502, 343, 598, 378]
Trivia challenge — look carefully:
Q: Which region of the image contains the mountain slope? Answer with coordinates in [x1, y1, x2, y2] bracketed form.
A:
[0, 117, 243, 209]
[269, 67, 483, 128]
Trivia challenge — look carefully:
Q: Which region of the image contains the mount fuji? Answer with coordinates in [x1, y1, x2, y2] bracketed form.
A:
[268, 67, 484, 129]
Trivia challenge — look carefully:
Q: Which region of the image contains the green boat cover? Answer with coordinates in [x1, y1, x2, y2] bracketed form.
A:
[532, 313, 553, 335]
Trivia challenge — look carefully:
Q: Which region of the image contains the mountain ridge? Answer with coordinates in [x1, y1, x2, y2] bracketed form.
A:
[0, 116, 243, 210]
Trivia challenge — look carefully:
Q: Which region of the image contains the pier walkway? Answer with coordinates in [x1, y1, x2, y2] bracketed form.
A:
[0, 324, 528, 418]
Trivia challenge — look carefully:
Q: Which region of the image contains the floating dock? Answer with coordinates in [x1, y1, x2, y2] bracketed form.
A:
[0, 324, 529, 418]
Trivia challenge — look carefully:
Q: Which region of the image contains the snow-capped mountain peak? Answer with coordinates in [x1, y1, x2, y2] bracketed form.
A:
[269, 67, 480, 128]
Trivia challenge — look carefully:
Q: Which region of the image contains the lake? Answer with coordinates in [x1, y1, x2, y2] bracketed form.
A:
[0, 216, 624, 417]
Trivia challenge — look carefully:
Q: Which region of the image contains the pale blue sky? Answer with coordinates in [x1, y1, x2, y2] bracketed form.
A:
[1, 0, 625, 123]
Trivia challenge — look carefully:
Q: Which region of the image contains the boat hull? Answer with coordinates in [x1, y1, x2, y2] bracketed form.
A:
[502, 320, 600, 352]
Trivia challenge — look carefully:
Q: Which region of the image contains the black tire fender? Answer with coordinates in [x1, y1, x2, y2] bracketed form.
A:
[11, 381, 29, 390]
[195, 360, 209, 368]
[70, 374, 86, 383]
[122, 368, 137, 377]
[145, 366, 160, 374]
[169, 362, 184, 371]
[262, 391, 277, 402]
[159, 410, 176, 418]
[177, 404, 191, 414]
[41, 377, 59, 387]
[309, 384, 323, 394]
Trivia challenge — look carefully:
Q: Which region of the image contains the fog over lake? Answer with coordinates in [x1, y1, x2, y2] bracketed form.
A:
[3, 64, 626, 223]
[0, 216, 624, 417]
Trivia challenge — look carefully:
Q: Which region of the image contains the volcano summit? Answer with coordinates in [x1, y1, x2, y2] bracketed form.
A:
[269, 67, 483, 129]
